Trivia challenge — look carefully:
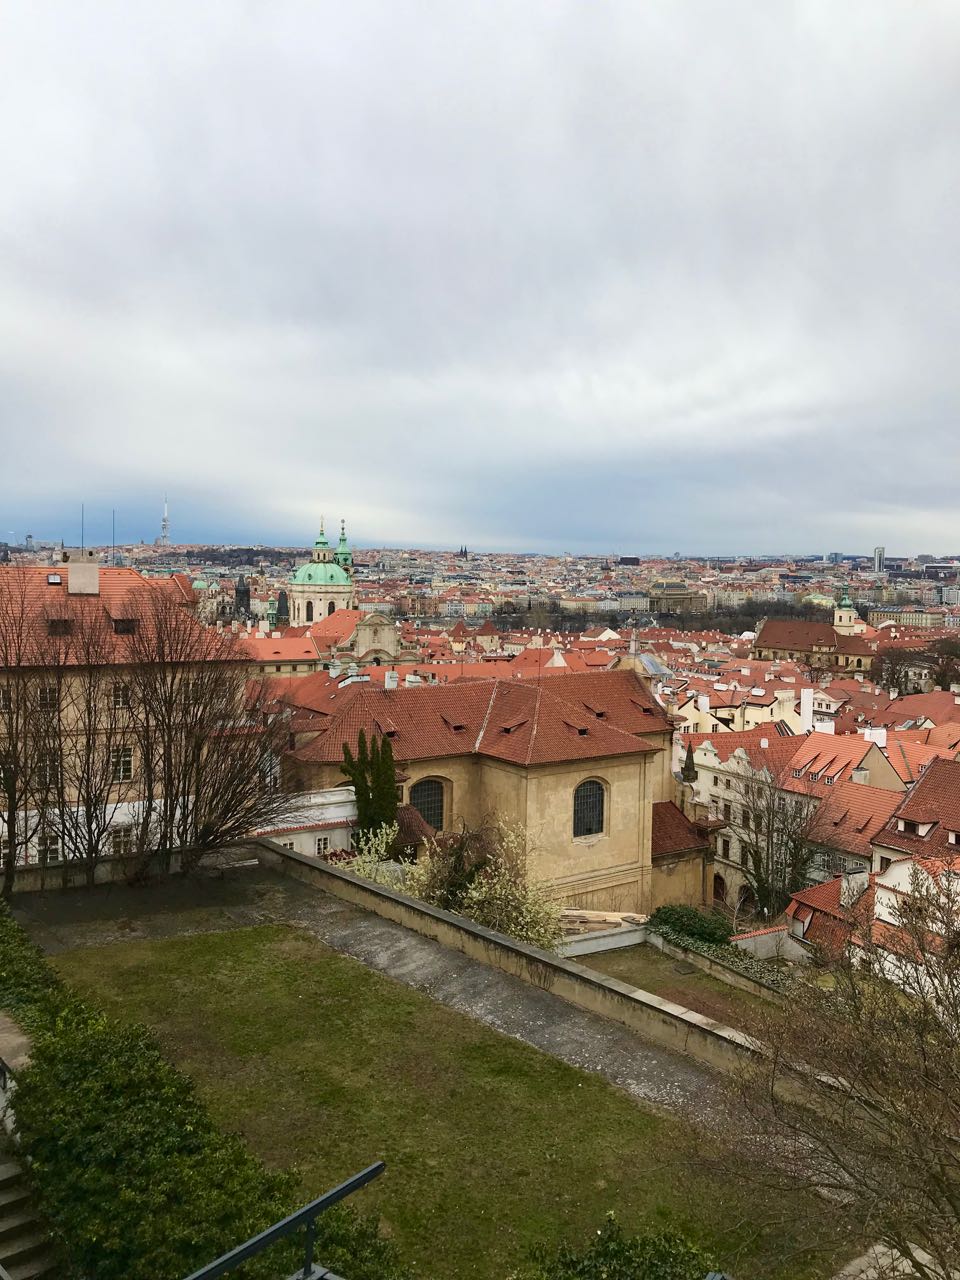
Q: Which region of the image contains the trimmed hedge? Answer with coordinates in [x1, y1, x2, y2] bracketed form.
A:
[647, 905, 732, 947]
[518, 1214, 714, 1280]
[0, 906, 404, 1280]
[649, 923, 794, 994]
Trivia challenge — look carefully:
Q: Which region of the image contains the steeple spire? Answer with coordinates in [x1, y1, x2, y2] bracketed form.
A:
[335, 517, 353, 570]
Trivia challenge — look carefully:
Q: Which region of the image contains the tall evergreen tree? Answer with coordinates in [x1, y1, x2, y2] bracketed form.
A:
[341, 729, 397, 834]
[374, 735, 398, 828]
[341, 729, 374, 831]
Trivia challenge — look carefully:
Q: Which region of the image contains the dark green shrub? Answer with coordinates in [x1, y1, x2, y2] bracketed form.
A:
[520, 1214, 714, 1280]
[648, 905, 732, 946]
[0, 906, 404, 1280]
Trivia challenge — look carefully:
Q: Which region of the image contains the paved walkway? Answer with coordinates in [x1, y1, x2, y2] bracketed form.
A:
[14, 863, 727, 1119]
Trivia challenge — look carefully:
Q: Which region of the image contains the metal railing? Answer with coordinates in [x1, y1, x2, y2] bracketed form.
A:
[182, 1162, 385, 1280]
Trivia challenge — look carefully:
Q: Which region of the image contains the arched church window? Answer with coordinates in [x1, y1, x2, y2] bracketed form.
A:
[328, 601, 336, 616]
[410, 778, 445, 831]
[573, 779, 605, 838]
[306, 601, 314, 623]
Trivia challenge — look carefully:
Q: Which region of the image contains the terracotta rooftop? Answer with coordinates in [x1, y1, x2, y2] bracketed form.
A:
[651, 802, 709, 857]
[288, 669, 670, 768]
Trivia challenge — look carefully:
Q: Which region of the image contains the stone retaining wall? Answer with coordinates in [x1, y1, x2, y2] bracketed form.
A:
[7, 851, 185, 895]
[732, 924, 809, 963]
[644, 930, 785, 1002]
[255, 840, 761, 1075]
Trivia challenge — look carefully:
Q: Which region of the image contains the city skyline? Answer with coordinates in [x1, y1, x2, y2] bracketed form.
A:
[3, 504, 952, 564]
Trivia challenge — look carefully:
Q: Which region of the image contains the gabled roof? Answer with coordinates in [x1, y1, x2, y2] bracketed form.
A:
[0, 565, 212, 668]
[882, 736, 959, 785]
[288, 669, 669, 769]
[690, 725, 801, 773]
[891, 757, 960, 826]
[886, 691, 960, 727]
[310, 609, 363, 644]
[810, 781, 901, 858]
[755, 619, 838, 651]
[786, 876, 876, 956]
[782, 735, 876, 791]
[243, 635, 322, 663]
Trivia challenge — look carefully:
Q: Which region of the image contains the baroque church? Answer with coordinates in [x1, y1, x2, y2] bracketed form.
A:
[288, 520, 355, 624]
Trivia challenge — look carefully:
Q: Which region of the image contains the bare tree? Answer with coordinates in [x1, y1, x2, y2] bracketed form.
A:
[875, 650, 914, 696]
[35, 596, 139, 888]
[725, 768, 820, 918]
[123, 590, 300, 874]
[728, 865, 960, 1279]
[0, 570, 54, 897]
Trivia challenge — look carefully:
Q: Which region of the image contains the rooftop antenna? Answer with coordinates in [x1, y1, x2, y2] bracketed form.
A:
[112, 509, 116, 567]
[80, 503, 84, 551]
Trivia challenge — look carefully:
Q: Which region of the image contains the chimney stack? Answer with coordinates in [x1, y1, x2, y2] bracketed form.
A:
[799, 685, 815, 734]
[62, 547, 100, 596]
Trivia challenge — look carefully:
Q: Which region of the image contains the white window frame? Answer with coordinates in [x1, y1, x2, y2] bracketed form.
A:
[111, 746, 134, 784]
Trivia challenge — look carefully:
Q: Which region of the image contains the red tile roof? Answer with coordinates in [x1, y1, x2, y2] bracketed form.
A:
[651, 802, 709, 857]
[0, 565, 213, 668]
[876, 759, 960, 858]
[809, 781, 902, 858]
[288, 669, 669, 769]
[786, 876, 876, 957]
[755, 619, 838, 651]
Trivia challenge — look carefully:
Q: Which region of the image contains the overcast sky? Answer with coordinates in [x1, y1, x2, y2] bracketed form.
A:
[2, 2, 958, 555]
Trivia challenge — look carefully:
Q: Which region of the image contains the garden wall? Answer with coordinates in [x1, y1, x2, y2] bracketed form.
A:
[255, 841, 761, 1075]
[558, 925, 647, 957]
[644, 930, 785, 1001]
[7, 851, 184, 895]
[731, 924, 809, 963]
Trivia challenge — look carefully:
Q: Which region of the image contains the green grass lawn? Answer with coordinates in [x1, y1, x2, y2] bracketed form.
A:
[580, 943, 768, 1027]
[53, 926, 849, 1280]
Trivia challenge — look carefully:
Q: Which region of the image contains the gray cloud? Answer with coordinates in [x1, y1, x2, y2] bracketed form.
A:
[1, 1, 959, 554]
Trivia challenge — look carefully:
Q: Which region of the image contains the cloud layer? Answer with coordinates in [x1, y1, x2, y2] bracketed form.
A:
[2, 1, 959, 554]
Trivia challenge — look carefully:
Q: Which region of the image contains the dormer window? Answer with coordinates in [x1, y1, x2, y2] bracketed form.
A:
[113, 618, 136, 635]
[500, 717, 528, 736]
[792, 768, 803, 778]
[898, 819, 935, 837]
[948, 830, 960, 846]
[47, 618, 72, 636]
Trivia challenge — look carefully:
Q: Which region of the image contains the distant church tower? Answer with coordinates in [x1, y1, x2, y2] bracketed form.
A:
[288, 518, 355, 625]
[833, 585, 864, 636]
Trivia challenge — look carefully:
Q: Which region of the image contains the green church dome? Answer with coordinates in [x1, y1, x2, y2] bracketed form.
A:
[291, 560, 352, 586]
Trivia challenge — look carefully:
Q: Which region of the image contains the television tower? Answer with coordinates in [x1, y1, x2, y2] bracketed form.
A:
[161, 495, 171, 547]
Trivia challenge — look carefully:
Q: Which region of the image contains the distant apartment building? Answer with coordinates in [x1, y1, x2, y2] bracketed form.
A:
[867, 605, 943, 628]
[648, 582, 709, 614]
